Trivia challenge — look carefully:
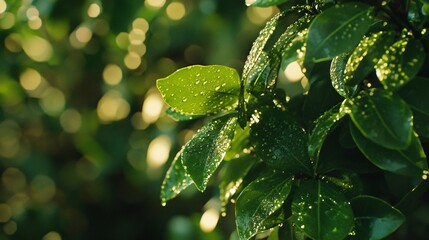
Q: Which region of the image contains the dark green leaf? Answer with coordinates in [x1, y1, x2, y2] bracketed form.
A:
[331, 53, 357, 98]
[351, 195, 405, 240]
[308, 103, 346, 161]
[236, 172, 293, 240]
[305, 3, 374, 62]
[398, 76, 429, 115]
[246, 0, 288, 7]
[157, 65, 240, 115]
[350, 122, 428, 176]
[344, 31, 395, 87]
[412, 111, 429, 139]
[219, 155, 258, 212]
[182, 114, 238, 191]
[160, 148, 194, 205]
[291, 180, 354, 240]
[375, 37, 425, 91]
[250, 107, 312, 175]
[343, 89, 413, 149]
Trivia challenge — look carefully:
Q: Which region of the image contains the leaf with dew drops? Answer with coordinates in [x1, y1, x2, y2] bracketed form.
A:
[305, 3, 374, 63]
[245, 0, 288, 7]
[330, 53, 357, 98]
[351, 195, 405, 240]
[236, 171, 293, 240]
[182, 114, 238, 191]
[343, 88, 413, 150]
[166, 108, 203, 121]
[157, 65, 240, 116]
[350, 122, 428, 176]
[375, 37, 425, 91]
[160, 148, 194, 205]
[291, 180, 354, 240]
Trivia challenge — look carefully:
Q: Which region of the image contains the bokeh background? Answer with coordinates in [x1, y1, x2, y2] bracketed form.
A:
[0, 0, 286, 239]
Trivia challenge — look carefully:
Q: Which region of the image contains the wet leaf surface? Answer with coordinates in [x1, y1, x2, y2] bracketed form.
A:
[236, 172, 292, 240]
[351, 195, 405, 240]
[330, 53, 357, 98]
[291, 180, 354, 240]
[245, 0, 288, 7]
[343, 89, 413, 150]
[157, 65, 240, 115]
[182, 114, 238, 191]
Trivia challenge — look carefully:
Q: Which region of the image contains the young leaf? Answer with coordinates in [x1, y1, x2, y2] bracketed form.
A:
[351, 195, 405, 240]
[375, 37, 425, 91]
[291, 180, 354, 240]
[305, 3, 374, 62]
[350, 122, 428, 176]
[330, 53, 357, 98]
[236, 172, 293, 240]
[250, 107, 312, 175]
[160, 148, 194, 205]
[308, 103, 346, 162]
[245, 0, 288, 7]
[157, 65, 240, 115]
[343, 89, 413, 150]
[344, 31, 395, 87]
[182, 114, 237, 191]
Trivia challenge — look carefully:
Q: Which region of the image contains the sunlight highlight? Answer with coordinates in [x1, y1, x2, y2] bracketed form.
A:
[147, 135, 171, 169]
[200, 208, 219, 232]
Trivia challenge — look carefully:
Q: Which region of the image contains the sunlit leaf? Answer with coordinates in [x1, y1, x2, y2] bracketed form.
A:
[350, 122, 427, 176]
[375, 37, 425, 91]
[160, 148, 194, 205]
[182, 114, 238, 191]
[343, 89, 413, 150]
[351, 195, 405, 240]
[245, 0, 288, 7]
[291, 180, 354, 240]
[224, 125, 251, 160]
[157, 65, 240, 115]
[236, 172, 293, 240]
[330, 53, 357, 98]
[305, 3, 374, 62]
[166, 108, 202, 121]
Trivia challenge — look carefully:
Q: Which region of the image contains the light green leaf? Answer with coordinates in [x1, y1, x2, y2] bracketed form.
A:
[351, 195, 405, 240]
[182, 114, 237, 191]
[291, 180, 354, 240]
[330, 53, 357, 98]
[343, 88, 413, 150]
[245, 0, 288, 7]
[224, 125, 251, 160]
[166, 108, 202, 121]
[375, 37, 425, 91]
[157, 65, 240, 115]
[350, 122, 427, 176]
[305, 3, 374, 62]
[236, 172, 293, 240]
[160, 148, 194, 205]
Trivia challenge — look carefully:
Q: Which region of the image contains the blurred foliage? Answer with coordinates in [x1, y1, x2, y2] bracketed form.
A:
[0, 0, 281, 239]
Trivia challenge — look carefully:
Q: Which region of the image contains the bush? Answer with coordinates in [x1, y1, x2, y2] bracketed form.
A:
[158, 0, 429, 239]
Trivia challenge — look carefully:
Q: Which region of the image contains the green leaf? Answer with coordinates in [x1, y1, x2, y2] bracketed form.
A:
[330, 53, 357, 98]
[291, 180, 354, 240]
[245, 0, 288, 7]
[305, 3, 374, 62]
[351, 195, 405, 240]
[157, 65, 240, 115]
[343, 88, 413, 150]
[219, 155, 258, 212]
[160, 148, 194, 205]
[250, 107, 312, 175]
[344, 31, 395, 87]
[375, 37, 425, 91]
[224, 125, 251, 160]
[166, 108, 202, 121]
[308, 103, 346, 164]
[236, 172, 293, 240]
[350, 122, 428, 176]
[182, 114, 238, 191]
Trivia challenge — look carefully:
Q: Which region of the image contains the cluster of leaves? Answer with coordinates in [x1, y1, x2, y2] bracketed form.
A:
[158, 0, 429, 239]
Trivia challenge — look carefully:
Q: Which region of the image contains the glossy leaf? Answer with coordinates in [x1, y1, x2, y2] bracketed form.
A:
[375, 37, 425, 91]
[344, 31, 395, 87]
[250, 107, 312, 175]
[224, 125, 251, 160]
[236, 172, 293, 240]
[245, 0, 288, 7]
[160, 148, 194, 205]
[166, 108, 202, 121]
[157, 65, 240, 115]
[343, 89, 413, 150]
[219, 155, 258, 212]
[305, 3, 374, 62]
[182, 114, 237, 191]
[330, 53, 357, 98]
[308, 103, 346, 162]
[291, 180, 354, 240]
[351, 195, 405, 240]
[350, 122, 428, 176]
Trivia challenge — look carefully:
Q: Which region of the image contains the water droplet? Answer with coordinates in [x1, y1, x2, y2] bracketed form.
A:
[182, 98, 188, 102]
